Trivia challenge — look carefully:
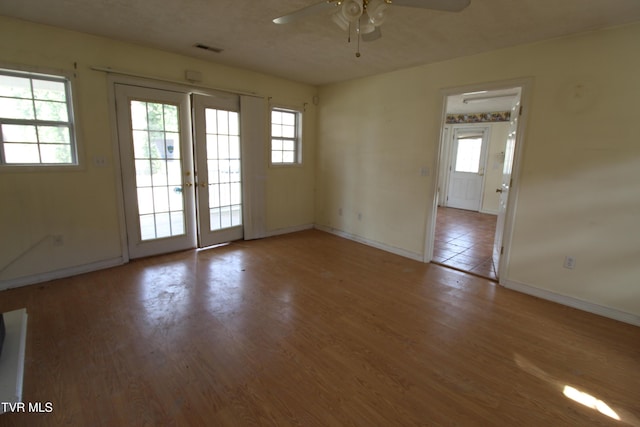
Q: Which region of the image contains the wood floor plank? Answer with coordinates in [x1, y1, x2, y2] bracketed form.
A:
[0, 229, 638, 426]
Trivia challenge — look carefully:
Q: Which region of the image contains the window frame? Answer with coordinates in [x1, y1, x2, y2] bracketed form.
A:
[270, 106, 302, 166]
[0, 66, 80, 169]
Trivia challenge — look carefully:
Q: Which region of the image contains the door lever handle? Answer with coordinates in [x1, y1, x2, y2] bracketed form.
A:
[496, 188, 503, 193]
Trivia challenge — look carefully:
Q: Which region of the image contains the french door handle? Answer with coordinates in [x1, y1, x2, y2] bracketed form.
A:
[184, 182, 193, 187]
[200, 182, 207, 188]
[496, 188, 503, 193]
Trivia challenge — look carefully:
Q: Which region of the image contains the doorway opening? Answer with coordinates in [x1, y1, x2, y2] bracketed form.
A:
[432, 85, 524, 281]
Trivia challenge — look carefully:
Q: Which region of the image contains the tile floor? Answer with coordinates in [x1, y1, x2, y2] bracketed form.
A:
[433, 207, 498, 280]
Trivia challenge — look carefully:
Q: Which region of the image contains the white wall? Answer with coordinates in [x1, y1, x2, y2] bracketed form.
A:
[317, 23, 640, 320]
[0, 16, 317, 286]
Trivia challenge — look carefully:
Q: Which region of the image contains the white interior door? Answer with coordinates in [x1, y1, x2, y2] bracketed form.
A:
[493, 99, 520, 276]
[192, 93, 243, 247]
[446, 128, 489, 211]
[115, 84, 197, 258]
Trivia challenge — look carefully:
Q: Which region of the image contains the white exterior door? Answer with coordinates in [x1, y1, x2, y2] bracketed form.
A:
[192, 93, 243, 247]
[115, 84, 197, 258]
[116, 84, 265, 259]
[446, 127, 489, 211]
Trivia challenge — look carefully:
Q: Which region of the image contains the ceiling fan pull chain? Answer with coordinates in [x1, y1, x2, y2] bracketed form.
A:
[356, 18, 361, 57]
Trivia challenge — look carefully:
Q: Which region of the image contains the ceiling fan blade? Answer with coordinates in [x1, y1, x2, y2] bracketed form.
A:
[273, 1, 338, 24]
[362, 27, 382, 42]
[391, 0, 471, 12]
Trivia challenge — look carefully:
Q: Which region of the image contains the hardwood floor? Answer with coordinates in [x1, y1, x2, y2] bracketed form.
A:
[0, 230, 638, 426]
[434, 207, 498, 280]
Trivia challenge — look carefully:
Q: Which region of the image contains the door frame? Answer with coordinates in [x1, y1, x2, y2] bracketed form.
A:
[106, 74, 265, 262]
[425, 78, 532, 283]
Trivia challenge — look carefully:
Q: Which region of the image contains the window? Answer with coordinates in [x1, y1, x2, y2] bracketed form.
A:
[271, 107, 301, 165]
[454, 137, 483, 173]
[0, 69, 77, 165]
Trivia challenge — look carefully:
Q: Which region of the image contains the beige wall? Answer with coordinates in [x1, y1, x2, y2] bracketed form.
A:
[317, 23, 640, 318]
[0, 16, 316, 285]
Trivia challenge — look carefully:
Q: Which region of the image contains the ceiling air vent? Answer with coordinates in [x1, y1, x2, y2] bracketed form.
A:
[194, 43, 223, 54]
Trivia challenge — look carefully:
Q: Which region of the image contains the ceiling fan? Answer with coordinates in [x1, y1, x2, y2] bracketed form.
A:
[273, 0, 470, 56]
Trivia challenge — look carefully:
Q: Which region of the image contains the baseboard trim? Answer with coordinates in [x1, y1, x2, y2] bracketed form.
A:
[502, 279, 640, 327]
[263, 223, 314, 238]
[0, 257, 125, 291]
[315, 225, 424, 262]
[479, 208, 498, 215]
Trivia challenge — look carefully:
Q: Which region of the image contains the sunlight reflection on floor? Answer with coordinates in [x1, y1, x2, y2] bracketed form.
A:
[513, 353, 638, 425]
[563, 385, 620, 421]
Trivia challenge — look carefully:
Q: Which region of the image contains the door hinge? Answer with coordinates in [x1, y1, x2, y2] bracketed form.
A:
[510, 178, 513, 187]
[519, 105, 523, 116]
[500, 246, 504, 255]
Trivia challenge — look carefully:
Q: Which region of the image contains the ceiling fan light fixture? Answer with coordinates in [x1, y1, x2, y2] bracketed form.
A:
[366, 0, 389, 26]
[332, 10, 351, 31]
[359, 15, 376, 34]
[341, 0, 364, 22]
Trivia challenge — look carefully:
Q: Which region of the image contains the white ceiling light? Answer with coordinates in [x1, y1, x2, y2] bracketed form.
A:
[331, 10, 351, 31]
[342, 0, 364, 21]
[462, 90, 488, 96]
[366, 0, 390, 26]
[358, 15, 376, 34]
[463, 94, 518, 104]
[331, 0, 390, 56]
[332, 0, 385, 33]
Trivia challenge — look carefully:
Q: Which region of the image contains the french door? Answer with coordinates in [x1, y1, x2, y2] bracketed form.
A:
[192, 93, 243, 247]
[115, 84, 244, 258]
[446, 127, 489, 211]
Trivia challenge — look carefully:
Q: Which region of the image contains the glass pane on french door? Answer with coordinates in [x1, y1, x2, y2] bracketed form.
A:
[131, 100, 185, 240]
[206, 108, 242, 231]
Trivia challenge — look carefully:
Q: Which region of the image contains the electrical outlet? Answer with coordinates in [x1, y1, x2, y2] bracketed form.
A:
[52, 235, 64, 247]
[93, 156, 108, 167]
[563, 256, 576, 269]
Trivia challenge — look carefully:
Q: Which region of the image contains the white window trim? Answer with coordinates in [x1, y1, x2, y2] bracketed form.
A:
[269, 105, 303, 167]
[0, 63, 82, 172]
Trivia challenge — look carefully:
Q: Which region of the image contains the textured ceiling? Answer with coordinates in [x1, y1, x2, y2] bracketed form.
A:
[2, 0, 640, 85]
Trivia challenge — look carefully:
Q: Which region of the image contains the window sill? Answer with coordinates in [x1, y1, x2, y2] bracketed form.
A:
[0, 163, 84, 173]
